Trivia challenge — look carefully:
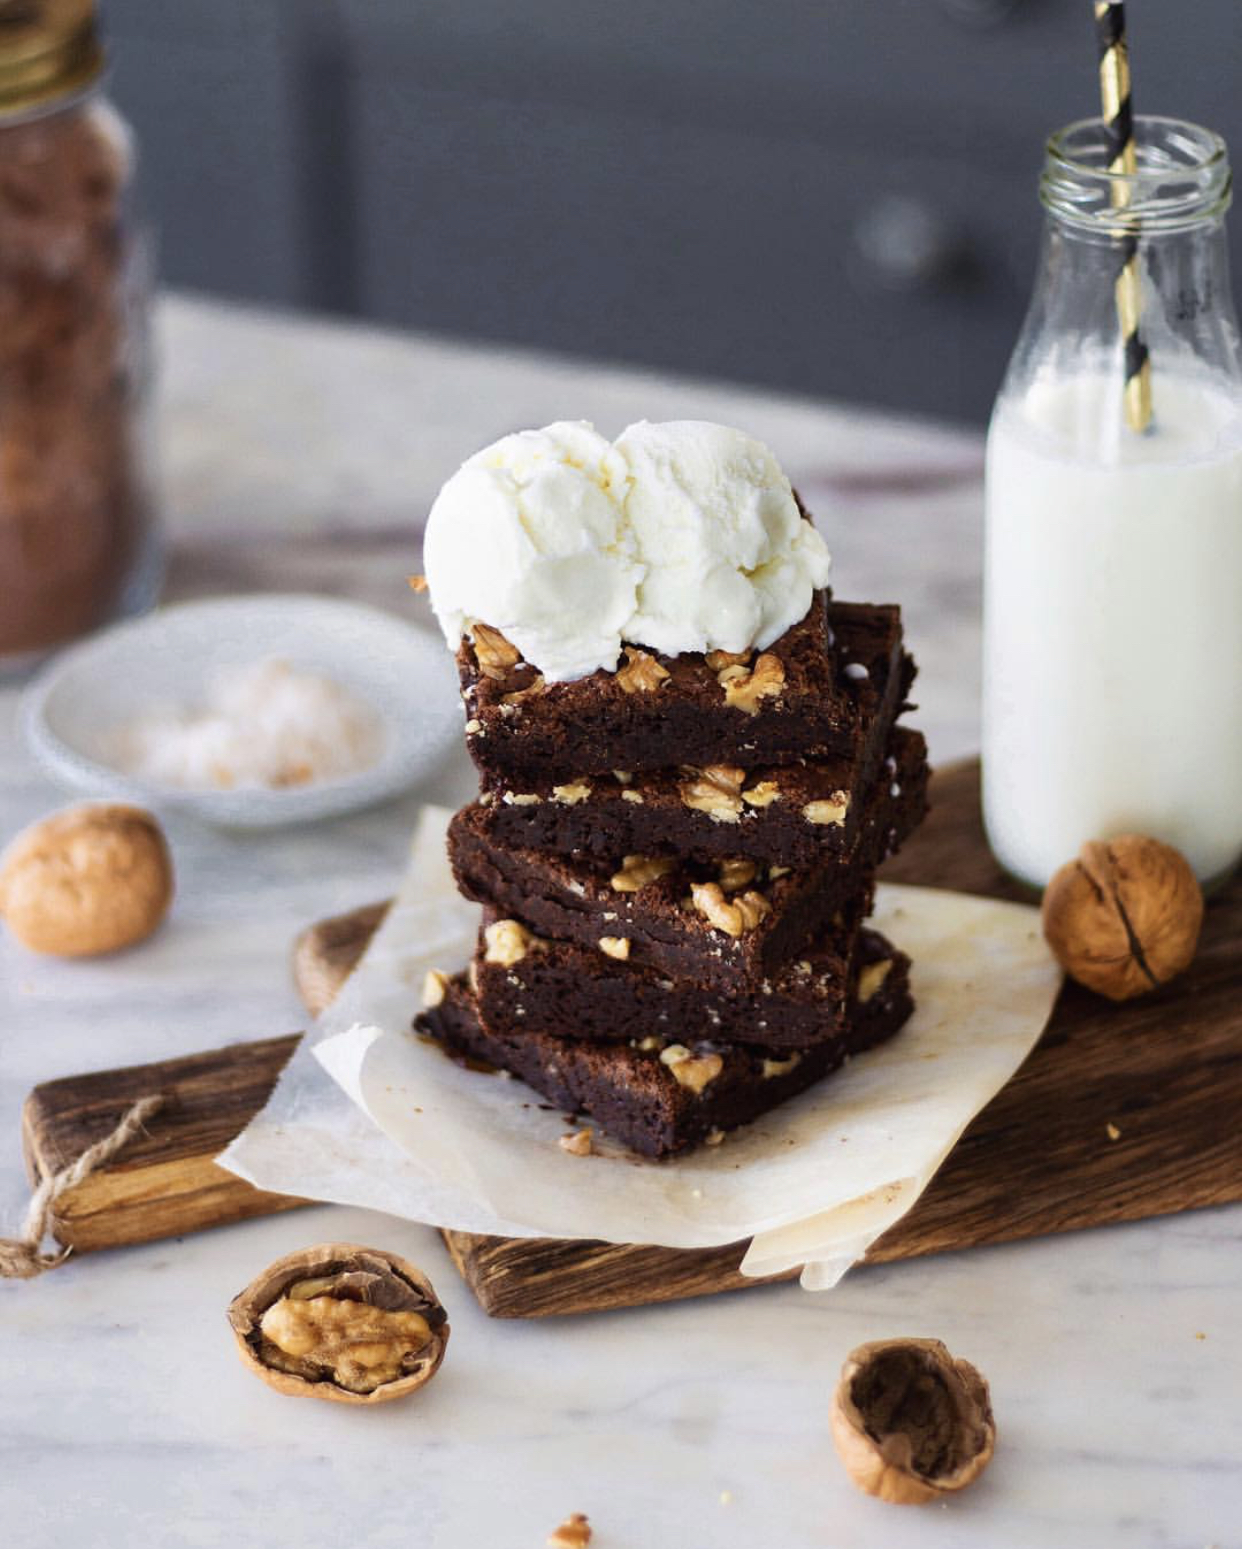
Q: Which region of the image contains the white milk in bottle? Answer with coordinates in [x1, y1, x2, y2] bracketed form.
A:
[984, 372, 1242, 885]
[982, 116, 1242, 888]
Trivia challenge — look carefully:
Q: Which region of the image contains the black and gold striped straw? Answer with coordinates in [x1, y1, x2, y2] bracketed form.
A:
[1094, 1, 1152, 432]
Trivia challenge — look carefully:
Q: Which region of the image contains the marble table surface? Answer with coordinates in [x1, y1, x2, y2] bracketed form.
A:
[2, 295, 1239, 1548]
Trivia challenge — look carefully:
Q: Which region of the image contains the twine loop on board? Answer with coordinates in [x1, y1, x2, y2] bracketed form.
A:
[0, 1095, 165, 1280]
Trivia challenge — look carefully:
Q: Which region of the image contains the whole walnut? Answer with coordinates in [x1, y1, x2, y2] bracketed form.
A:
[1041, 835, 1203, 1002]
[0, 803, 173, 957]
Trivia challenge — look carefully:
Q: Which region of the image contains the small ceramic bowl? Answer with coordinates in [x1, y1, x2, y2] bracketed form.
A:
[21, 594, 460, 828]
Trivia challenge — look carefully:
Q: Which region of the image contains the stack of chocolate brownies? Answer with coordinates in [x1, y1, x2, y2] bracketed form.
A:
[417, 589, 929, 1158]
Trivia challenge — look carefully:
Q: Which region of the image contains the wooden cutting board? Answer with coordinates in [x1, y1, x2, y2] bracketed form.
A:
[21, 761, 1242, 1316]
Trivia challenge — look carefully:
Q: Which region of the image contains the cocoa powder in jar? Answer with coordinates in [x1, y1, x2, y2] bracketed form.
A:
[0, 97, 151, 659]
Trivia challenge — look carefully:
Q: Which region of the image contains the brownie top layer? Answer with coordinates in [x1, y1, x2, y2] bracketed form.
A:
[456, 594, 910, 781]
[474, 604, 917, 865]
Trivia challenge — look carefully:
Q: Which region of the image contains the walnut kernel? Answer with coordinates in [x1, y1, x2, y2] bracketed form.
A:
[552, 782, 592, 804]
[558, 1129, 593, 1157]
[680, 764, 745, 822]
[803, 792, 850, 826]
[615, 647, 669, 694]
[761, 1052, 801, 1078]
[470, 622, 521, 678]
[421, 969, 449, 1009]
[1041, 835, 1203, 1001]
[484, 918, 540, 966]
[547, 1514, 592, 1549]
[830, 1338, 995, 1505]
[705, 648, 751, 670]
[718, 652, 785, 713]
[0, 803, 173, 957]
[599, 935, 631, 960]
[742, 779, 781, 808]
[690, 881, 770, 937]
[227, 1244, 449, 1405]
[718, 857, 758, 892]
[857, 959, 892, 1004]
[610, 853, 676, 892]
[502, 675, 545, 705]
[659, 1044, 724, 1093]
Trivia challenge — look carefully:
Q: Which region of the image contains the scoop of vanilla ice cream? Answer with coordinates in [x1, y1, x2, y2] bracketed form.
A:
[614, 420, 830, 657]
[422, 418, 831, 681]
[422, 421, 643, 683]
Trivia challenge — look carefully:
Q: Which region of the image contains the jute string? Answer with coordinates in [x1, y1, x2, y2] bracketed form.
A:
[0, 1095, 165, 1280]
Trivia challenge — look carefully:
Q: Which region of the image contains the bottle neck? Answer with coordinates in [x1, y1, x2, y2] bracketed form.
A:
[1002, 116, 1242, 411]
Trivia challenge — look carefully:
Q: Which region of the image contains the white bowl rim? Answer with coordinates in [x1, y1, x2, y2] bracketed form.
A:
[20, 592, 457, 828]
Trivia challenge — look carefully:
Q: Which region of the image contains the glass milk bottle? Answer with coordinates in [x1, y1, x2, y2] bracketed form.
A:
[983, 117, 1242, 890]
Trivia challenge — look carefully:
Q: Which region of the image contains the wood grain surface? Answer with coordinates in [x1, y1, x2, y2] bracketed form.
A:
[22, 760, 1242, 1316]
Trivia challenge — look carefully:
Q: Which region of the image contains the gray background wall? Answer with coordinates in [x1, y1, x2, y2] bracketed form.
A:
[105, 0, 1242, 424]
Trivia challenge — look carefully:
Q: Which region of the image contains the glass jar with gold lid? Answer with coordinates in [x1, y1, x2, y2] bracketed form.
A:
[0, 0, 160, 671]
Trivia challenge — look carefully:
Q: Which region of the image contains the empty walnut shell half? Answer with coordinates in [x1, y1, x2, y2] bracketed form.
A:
[227, 1243, 450, 1405]
[830, 1338, 996, 1505]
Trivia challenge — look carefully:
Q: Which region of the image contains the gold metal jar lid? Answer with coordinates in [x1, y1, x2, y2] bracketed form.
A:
[0, 0, 103, 116]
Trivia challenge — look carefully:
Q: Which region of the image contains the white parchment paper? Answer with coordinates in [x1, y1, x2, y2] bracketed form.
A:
[221, 806, 1062, 1289]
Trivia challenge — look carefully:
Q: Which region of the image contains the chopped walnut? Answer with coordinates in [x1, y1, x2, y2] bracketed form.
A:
[690, 881, 771, 937]
[558, 1129, 593, 1157]
[718, 857, 758, 892]
[742, 779, 781, 808]
[768, 864, 791, 879]
[599, 935, 631, 960]
[421, 969, 449, 1009]
[621, 790, 644, 804]
[610, 853, 677, 892]
[547, 1514, 592, 1549]
[705, 648, 751, 670]
[857, 958, 892, 1003]
[504, 792, 542, 806]
[761, 1052, 801, 1079]
[552, 782, 592, 804]
[502, 674, 545, 705]
[615, 646, 669, 693]
[680, 764, 745, 822]
[407, 574, 428, 593]
[803, 792, 850, 826]
[470, 622, 522, 679]
[659, 1044, 724, 1093]
[718, 652, 785, 713]
[704, 1127, 726, 1146]
[484, 918, 540, 966]
[613, 769, 633, 784]
[464, 719, 482, 735]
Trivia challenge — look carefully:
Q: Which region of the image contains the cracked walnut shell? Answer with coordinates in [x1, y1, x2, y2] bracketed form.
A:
[1041, 835, 1203, 1001]
[227, 1244, 449, 1405]
[0, 803, 173, 957]
[830, 1338, 995, 1505]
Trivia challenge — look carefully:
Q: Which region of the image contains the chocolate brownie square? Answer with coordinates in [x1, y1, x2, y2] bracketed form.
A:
[415, 929, 913, 1158]
[469, 901, 862, 1052]
[477, 611, 918, 867]
[447, 728, 928, 990]
[458, 594, 912, 784]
